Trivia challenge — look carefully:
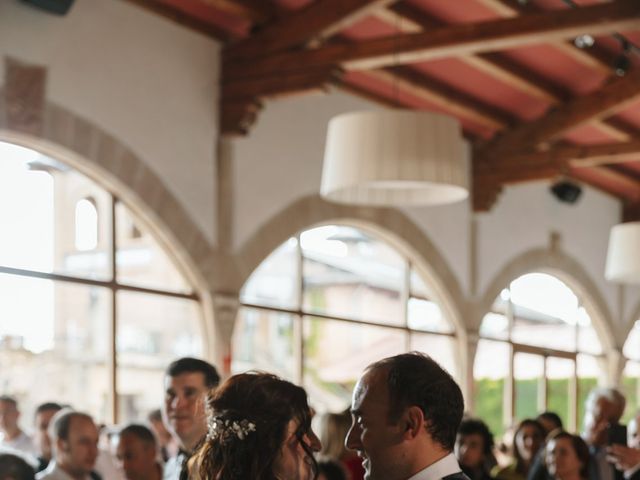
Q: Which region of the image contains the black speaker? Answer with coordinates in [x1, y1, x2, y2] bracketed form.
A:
[550, 180, 582, 204]
[20, 0, 74, 15]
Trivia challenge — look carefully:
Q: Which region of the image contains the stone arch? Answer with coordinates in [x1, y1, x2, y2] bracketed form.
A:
[0, 100, 217, 356]
[477, 247, 616, 353]
[235, 194, 466, 331]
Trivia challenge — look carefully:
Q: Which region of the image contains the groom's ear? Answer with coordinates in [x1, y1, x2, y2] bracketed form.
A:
[402, 406, 425, 440]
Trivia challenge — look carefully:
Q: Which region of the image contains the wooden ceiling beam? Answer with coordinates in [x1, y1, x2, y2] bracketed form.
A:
[365, 66, 514, 130]
[225, 0, 396, 59]
[478, 69, 640, 157]
[200, 0, 278, 24]
[476, 0, 613, 74]
[224, 0, 640, 80]
[475, 139, 640, 176]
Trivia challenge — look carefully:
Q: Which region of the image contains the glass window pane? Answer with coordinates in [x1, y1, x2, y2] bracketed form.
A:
[240, 238, 299, 309]
[624, 321, 640, 361]
[407, 298, 452, 333]
[622, 361, 640, 424]
[410, 268, 432, 298]
[546, 357, 575, 429]
[511, 305, 576, 351]
[0, 274, 110, 422]
[116, 203, 192, 294]
[303, 316, 405, 412]
[117, 291, 203, 422]
[577, 308, 602, 355]
[479, 312, 509, 340]
[410, 332, 457, 377]
[474, 340, 509, 438]
[577, 354, 601, 425]
[302, 226, 405, 325]
[232, 307, 296, 381]
[514, 352, 544, 420]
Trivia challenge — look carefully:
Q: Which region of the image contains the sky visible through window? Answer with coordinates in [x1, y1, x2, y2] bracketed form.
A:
[0, 142, 54, 352]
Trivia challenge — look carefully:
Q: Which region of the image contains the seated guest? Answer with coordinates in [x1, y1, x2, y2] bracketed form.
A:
[528, 411, 564, 480]
[318, 410, 363, 480]
[493, 419, 545, 480]
[545, 431, 590, 480]
[33, 403, 63, 472]
[537, 413, 563, 438]
[36, 409, 101, 480]
[0, 452, 36, 480]
[456, 417, 496, 480]
[188, 372, 322, 480]
[116, 424, 162, 480]
[0, 396, 37, 457]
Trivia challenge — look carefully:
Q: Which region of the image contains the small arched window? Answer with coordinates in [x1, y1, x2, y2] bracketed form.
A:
[75, 198, 98, 251]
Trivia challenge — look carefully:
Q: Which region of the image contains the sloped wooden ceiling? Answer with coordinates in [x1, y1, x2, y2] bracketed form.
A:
[126, 0, 640, 214]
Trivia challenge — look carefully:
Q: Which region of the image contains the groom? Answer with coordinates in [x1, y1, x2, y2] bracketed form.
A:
[346, 352, 470, 480]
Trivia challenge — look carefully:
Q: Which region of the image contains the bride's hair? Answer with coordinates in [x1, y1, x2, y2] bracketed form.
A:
[188, 371, 317, 480]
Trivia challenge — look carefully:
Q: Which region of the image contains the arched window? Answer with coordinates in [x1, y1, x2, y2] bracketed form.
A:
[0, 141, 203, 423]
[475, 272, 603, 437]
[74, 198, 98, 251]
[236, 224, 457, 412]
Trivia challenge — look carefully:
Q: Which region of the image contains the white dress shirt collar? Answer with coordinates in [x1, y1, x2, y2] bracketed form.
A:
[408, 452, 462, 480]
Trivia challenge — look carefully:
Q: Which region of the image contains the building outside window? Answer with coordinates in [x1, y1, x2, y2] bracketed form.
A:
[0, 141, 203, 423]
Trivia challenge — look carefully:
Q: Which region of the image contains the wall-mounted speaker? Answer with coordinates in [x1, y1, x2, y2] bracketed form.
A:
[20, 0, 75, 16]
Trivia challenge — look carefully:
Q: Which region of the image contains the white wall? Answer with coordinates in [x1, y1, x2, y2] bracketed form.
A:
[233, 89, 639, 346]
[0, 0, 220, 244]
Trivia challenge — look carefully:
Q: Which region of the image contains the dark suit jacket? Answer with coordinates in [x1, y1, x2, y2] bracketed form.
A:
[444, 472, 473, 480]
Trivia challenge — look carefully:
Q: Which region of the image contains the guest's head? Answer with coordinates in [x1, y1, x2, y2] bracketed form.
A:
[115, 424, 159, 480]
[0, 453, 35, 480]
[33, 402, 63, 461]
[582, 387, 625, 447]
[537, 412, 563, 437]
[0, 396, 21, 438]
[346, 352, 464, 480]
[162, 357, 220, 452]
[190, 372, 321, 480]
[513, 419, 545, 471]
[455, 418, 494, 472]
[49, 409, 99, 478]
[545, 431, 590, 480]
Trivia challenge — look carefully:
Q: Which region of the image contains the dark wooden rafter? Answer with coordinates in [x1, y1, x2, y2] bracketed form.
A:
[125, 0, 233, 41]
[224, 1, 640, 80]
[225, 0, 397, 60]
[202, 0, 280, 24]
[221, 98, 262, 136]
[477, 69, 640, 158]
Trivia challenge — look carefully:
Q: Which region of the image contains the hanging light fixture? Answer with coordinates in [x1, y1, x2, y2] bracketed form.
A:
[605, 221, 640, 284]
[320, 110, 469, 206]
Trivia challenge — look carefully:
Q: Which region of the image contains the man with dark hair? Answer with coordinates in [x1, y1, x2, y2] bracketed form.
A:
[346, 352, 468, 480]
[0, 453, 36, 480]
[536, 412, 563, 436]
[36, 409, 101, 480]
[115, 424, 162, 480]
[161, 357, 220, 480]
[33, 403, 63, 472]
[0, 396, 37, 457]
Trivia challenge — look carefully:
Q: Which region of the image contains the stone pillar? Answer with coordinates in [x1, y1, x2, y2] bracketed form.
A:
[464, 330, 480, 413]
[210, 291, 240, 378]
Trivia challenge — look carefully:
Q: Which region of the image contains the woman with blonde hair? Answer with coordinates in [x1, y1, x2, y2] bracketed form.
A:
[317, 410, 363, 480]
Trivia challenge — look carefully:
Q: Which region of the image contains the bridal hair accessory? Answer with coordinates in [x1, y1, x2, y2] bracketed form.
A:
[207, 417, 256, 441]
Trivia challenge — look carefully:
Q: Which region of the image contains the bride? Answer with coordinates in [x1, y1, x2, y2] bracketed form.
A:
[187, 372, 322, 480]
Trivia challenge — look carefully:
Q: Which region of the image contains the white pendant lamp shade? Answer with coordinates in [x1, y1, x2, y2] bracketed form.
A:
[605, 222, 640, 284]
[320, 110, 469, 206]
